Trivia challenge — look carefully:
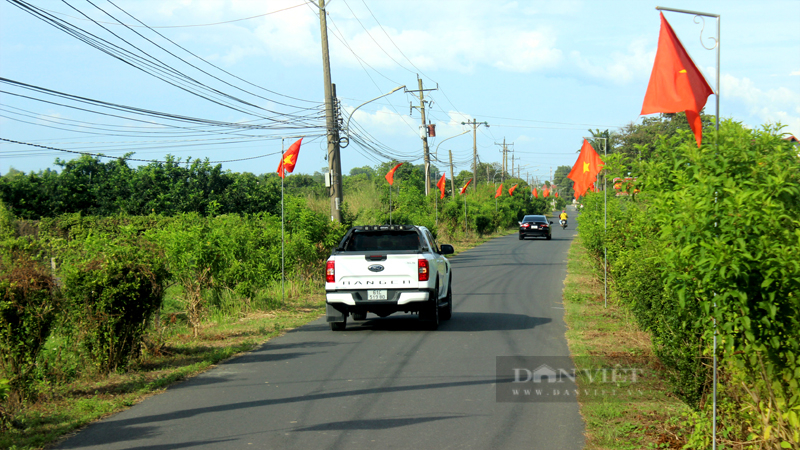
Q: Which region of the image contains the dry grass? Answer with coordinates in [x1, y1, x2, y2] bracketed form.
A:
[1, 294, 327, 450]
[562, 235, 692, 450]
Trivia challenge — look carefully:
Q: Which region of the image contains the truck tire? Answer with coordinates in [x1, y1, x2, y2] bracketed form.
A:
[420, 301, 439, 330]
[330, 318, 347, 331]
[439, 278, 453, 321]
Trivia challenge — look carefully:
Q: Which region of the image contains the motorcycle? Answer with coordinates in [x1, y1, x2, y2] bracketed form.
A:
[560, 219, 567, 229]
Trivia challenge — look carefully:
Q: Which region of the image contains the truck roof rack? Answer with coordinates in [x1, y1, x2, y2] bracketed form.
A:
[353, 225, 415, 231]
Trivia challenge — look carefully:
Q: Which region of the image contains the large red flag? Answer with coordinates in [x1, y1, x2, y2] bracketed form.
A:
[277, 138, 303, 178]
[532, 187, 538, 198]
[385, 163, 403, 185]
[495, 183, 503, 199]
[641, 12, 714, 147]
[459, 178, 472, 194]
[508, 184, 518, 196]
[568, 139, 605, 199]
[436, 173, 446, 199]
[543, 187, 550, 198]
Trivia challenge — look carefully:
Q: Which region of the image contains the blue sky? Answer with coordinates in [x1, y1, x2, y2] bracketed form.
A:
[1, 0, 798, 184]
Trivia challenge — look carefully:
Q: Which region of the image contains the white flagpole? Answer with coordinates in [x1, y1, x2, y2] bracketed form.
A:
[280, 138, 285, 306]
[655, 8, 720, 447]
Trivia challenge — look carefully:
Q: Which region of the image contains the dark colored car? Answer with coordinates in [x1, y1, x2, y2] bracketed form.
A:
[519, 214, 553, 240]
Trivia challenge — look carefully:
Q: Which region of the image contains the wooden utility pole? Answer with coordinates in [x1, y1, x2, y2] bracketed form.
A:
[318, 0, 342, 222]
[495, 138, 512, 184]
[407, 77, 437, 195]
[449, 150, 455, 197]
[462, 119, 488, 188]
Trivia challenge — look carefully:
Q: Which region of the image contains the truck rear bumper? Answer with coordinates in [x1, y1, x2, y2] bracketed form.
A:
[326, 290, 429, 306]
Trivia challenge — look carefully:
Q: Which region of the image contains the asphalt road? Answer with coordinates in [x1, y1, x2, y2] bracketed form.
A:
[57, 212, 584, 450]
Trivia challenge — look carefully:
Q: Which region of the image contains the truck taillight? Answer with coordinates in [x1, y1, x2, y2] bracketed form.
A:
[326, 260, 335, 283]
[418, 258, 429, 281]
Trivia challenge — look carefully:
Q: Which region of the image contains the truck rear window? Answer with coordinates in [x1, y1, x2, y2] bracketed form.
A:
[344, 231, 421, 252]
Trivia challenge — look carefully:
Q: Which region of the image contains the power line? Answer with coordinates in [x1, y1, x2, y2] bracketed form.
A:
[105, 0, 321, 106]
[8, 0, 323, 120]
[39, 3, 307, 28]
[0, 137, 287, 163]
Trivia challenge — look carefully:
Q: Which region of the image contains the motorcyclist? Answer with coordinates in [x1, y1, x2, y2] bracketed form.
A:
[559, 210, 568, 227]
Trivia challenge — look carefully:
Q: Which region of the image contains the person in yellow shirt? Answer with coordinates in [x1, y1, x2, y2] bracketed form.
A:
[559, 210, 568, 228]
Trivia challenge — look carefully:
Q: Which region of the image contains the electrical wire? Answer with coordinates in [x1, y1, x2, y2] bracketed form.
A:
[39, 2, 307, 29]
[105, 0, 321, 106]
[0, 137, 286, 163]
[7, 0, 324, 123]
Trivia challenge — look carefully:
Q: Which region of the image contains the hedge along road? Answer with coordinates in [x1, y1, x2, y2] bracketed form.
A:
[56, 210, 584, 450]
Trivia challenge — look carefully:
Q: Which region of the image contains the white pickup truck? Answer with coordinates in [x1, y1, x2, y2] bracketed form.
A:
[325, 224, 454, 331]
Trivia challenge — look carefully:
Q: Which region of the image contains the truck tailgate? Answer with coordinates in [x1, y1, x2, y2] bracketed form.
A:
[333, 254, 420, 289]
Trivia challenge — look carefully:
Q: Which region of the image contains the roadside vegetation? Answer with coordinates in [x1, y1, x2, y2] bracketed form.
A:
[0, 156, 556, 449]
[570, 116, 799, 449]
[563, 235, 692, 449]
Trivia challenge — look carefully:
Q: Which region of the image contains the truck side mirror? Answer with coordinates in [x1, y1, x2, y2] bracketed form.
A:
[439, 244, 454, 255]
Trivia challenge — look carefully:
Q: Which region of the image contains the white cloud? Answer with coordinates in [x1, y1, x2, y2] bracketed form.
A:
[721, 73, 800, 137]
[791, 69, 800, 76]
[343, 105, 417, 137]
[117, 1, 565, 73]
[570, 38, 654, 84]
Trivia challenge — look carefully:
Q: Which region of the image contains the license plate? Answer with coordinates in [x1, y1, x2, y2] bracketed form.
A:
[531, 225, 538, 229]
[368, 290, 387, 300]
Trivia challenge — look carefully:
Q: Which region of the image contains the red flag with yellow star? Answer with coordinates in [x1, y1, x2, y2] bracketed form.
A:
[385, 163, 403, 185]
[277, 138, 303, 178]
[641, 12, 714, 147]
[459, 178, 472, 194]
[436, 173, 446, 199]
[568, 139, 605, 199]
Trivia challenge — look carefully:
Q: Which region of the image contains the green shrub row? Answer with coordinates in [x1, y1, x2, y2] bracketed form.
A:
[578, 120, 800, 447]
[1, 158, 549, 416]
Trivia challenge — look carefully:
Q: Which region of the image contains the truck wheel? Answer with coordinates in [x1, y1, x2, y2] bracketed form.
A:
[439, 283, 453, 321]
[330, 318, 346, 331]
[420, 298, 439, 330]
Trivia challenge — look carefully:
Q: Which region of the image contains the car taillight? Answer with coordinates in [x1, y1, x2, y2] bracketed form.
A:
[418, 258, 429, 281]
[326, 260, 335, 283]
[522, 223, 530, 228]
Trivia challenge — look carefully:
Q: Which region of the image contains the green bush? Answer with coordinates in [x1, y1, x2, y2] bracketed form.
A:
[583, 120, 800, 445]
[61, 230, 167, 373]
[0, 252, 58, 403]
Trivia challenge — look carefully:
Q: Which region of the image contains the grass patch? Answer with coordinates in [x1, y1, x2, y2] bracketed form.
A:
[562, 235, 692, 449]
[1, 228, 512, 450]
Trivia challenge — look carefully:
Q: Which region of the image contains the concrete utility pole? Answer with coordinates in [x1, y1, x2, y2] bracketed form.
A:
[406, 77, 438, 195]
[462, 119, 489, 189]
[318, 0, 342, 222]
[511, 154, 515, 179]
[449, 150, 455, 197]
